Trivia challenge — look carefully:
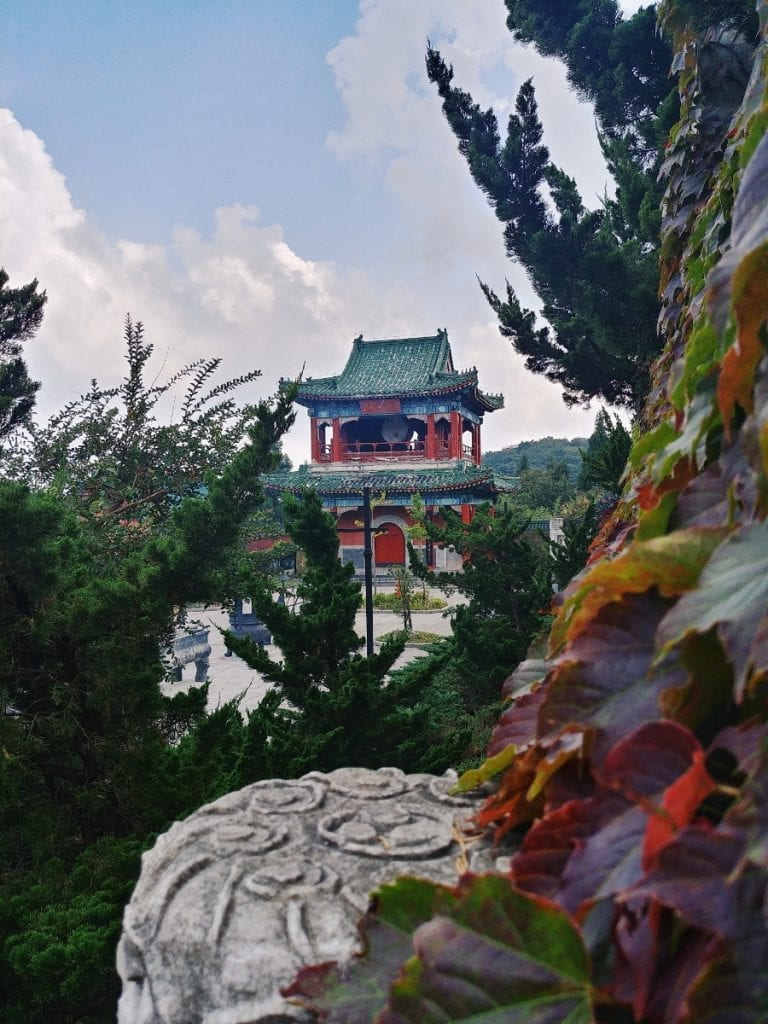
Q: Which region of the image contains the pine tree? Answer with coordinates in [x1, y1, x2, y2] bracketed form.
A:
[224, 490, 426, 772]
[425, 4, 755, 410]
[410, 504, 551, 701]
[0, 308, 296, 1022]
[0, 268, 46, 439]
[577, 408, 632, 492]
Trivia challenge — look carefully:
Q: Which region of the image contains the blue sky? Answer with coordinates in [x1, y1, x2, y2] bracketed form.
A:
[1, 0, 644, 465]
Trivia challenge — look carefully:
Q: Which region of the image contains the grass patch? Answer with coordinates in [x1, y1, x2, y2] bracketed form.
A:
[377, 629, 444, 646]
[372, 592, 447, 611]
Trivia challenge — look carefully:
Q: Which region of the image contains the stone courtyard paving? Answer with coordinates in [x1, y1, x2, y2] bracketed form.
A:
[164, 589, 461, 713]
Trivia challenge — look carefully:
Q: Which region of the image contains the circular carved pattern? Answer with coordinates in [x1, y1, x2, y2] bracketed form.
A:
[248, 779, 326, 815]
[321, 767, 408, 800]
[242, 859, 341, 900]
[213, 822, 288, 855]
[317, 806, 452, 859]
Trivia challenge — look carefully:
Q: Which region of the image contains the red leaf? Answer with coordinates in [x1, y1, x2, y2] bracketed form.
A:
[487, 687, 546, 758]
[500, 658, 548, 701]
[644, 749, 714, 869]
[541, 594, 686, 768]
[629, 825, 756, 941]
[512, 799, 597, 900]
[511, 724, 716, 921]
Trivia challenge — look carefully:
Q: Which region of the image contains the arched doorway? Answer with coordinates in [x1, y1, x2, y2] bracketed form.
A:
[374, 522, 406, 566]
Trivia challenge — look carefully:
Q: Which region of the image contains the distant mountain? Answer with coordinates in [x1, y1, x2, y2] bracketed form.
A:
[483, 436, 588, 478]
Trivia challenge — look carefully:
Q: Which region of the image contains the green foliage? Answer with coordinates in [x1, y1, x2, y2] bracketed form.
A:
[577, 408, 632, 492]
[293, 4, 768, 1021]
[483, 435, 588, 477]
[1, 838, 144, 1024]
[504, 457, 576, 516]
[7, 315, 267, 539]
[0, 268, 46, 439]
[388, 565, 414, 631]
[223, 490, 445, 775]
[372, 591, 446, 611]
[426, 2, 674, 409]
[0, 321, 295, 1022]
[410, 504, 552, 703]
[290, 874, 595, 1024]
[548, 502, 599, 591]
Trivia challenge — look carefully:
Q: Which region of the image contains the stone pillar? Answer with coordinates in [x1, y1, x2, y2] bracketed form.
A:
[116, 768, 497, 1024]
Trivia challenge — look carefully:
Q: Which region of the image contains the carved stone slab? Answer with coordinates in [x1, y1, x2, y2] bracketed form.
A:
[117, 767, 497, 1024]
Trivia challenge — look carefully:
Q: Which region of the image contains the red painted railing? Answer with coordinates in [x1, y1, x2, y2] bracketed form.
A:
[316, 441, 476, 463]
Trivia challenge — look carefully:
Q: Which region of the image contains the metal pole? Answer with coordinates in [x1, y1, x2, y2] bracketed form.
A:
[363, 486, 374, 656]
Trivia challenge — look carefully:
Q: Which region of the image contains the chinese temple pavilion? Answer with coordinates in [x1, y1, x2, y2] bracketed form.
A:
[264, 330, 515, 572]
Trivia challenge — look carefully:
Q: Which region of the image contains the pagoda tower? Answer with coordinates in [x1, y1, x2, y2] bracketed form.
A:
[264, 330, 514, 573]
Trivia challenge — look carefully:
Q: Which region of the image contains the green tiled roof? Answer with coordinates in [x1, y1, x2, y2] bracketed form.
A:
[263, 466, 518, 497]
[294, 331, 503, 410]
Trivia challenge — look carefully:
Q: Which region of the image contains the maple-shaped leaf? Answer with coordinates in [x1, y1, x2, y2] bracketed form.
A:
[512, 799, 597, 902]
[628, 824, 768, 1018]
[657, 520, 768, 700]
[671, 440, 759, 531]
[599, 721, 714, 869]
[512, 723, 713, 920]
[531, 793, 646, 919]
[487, 686, 546, 758]
[708, 129, 768, 433]
[615, 921, 729, 1024]
[475, 745, 545, 838]
[541, 594, 686, 767]
[550, 526, 728, 650]
[377, 874, 596, 1024]
[284, 877, 458, 1024]
[501, 658, 548, 701]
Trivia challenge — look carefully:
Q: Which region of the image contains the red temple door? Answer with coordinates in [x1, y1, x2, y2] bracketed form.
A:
[374, 523, 406, 565]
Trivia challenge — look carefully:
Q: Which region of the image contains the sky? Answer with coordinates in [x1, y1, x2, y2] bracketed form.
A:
[1, 0, 646, 467]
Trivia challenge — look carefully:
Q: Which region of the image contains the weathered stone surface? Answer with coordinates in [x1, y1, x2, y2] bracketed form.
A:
[117, 767, 496, 1024]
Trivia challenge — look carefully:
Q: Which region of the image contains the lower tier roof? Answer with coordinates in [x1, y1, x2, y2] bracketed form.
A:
[262, 465, 518, 500]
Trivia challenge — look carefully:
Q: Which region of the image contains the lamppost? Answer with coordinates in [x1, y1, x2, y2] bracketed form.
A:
[362, 486, 374, 656]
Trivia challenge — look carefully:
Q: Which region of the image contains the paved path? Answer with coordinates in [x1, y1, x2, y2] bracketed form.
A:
[164, 591, 461, 713]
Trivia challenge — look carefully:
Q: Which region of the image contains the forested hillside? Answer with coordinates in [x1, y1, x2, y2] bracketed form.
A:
[482, 435, 587, 477]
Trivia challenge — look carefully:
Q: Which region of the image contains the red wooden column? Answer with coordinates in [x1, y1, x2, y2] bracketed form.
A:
[472, 422, 481, 464]
[331, 417, 342, 462]
[461, 503, 473, 524]
[425, 414, 436, 459]
[449, 411, 459, 459]
[310, 417, 320, 462]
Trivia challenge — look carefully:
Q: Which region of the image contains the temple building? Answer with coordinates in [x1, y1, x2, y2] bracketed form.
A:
[264, 330, 515, 572]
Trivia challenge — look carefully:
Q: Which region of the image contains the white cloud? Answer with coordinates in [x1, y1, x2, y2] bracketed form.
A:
[0, 108, 399, 465]
[1, 0, 606, 471]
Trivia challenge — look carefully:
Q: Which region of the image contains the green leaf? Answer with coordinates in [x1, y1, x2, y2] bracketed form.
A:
[453, 743, 518, 793]
[285, 877, 458, 1024]
[379, 874, 596, 1024]
[657, 520, 768, 700]
[551, 527, 728, 650]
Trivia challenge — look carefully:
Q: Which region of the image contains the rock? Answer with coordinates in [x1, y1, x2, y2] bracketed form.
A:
[117, 767, 496, 1023]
